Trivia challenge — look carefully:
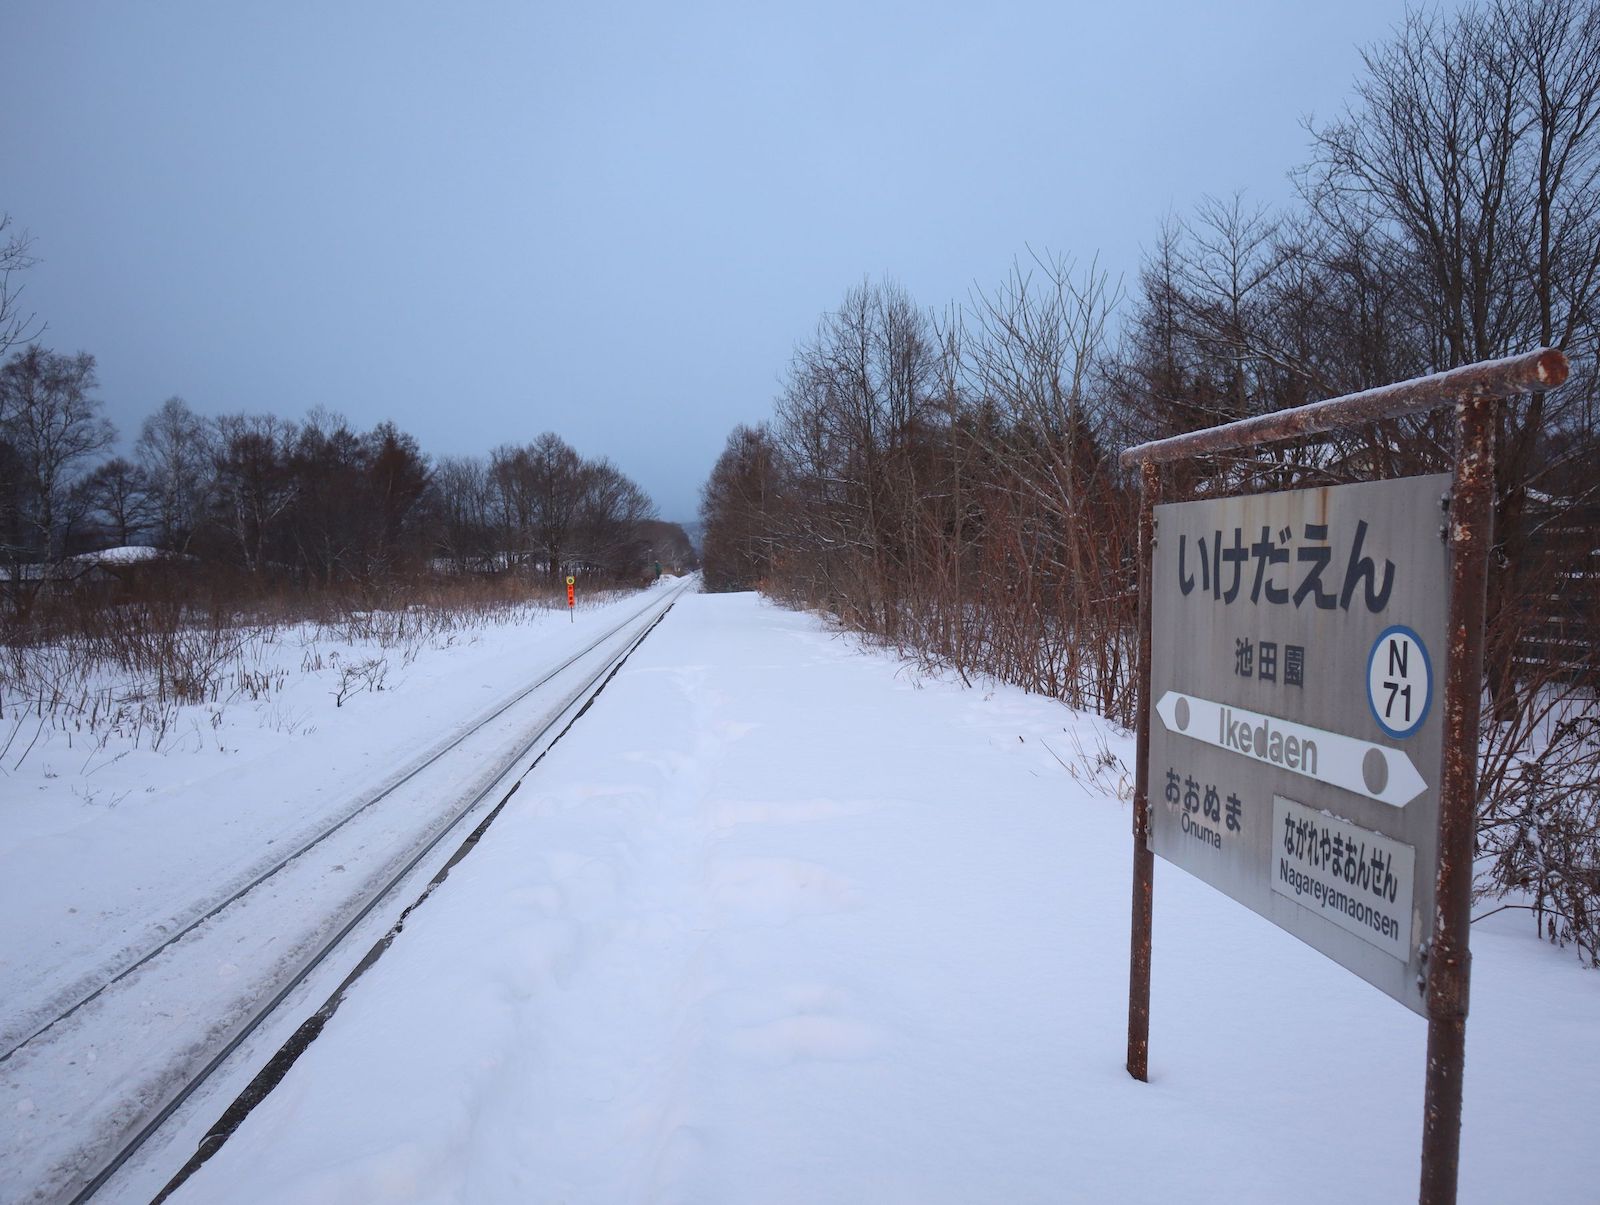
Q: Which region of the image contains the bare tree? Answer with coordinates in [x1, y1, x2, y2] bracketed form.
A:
[1305, 7, 1527, 368]
[488, 434, 645, 582]
[773, 279, 936, 632]
[700, 423, 784, 591]
[575, 457, 655, 576]
[210, 413, 297, 575]
[0, 214, 43, 360]
[360, 420, 431, 583]
[137, 397, 215, 553]
[526, 432, 588, 583]
[487, 443, 537, 569]
[969, 250, 1120, 520]
[637, 519, 697, 575]
[0, 347, 114, 560]
[77, 457, 155, 546]
[433, 454, 496, 573]
[283, 408, 364, 585]
[961, 255, 1136, 709]
[1304, 0, 1600, 714]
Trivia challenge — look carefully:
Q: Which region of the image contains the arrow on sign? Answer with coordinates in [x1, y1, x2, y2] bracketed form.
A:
[1154, 691, 1426, 807]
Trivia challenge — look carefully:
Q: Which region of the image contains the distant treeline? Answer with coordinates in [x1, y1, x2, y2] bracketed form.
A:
[700, 0, 1600, 962]
[0, 343, 695, 605]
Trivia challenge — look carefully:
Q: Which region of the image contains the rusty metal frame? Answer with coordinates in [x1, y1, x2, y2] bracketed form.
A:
[1121, 350, 1567, 467]
[1117, 348, 1568, 1205]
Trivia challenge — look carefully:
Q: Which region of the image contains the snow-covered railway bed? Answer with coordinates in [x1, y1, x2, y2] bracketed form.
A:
[0, 581, 691, 1205]
[149, 592, 1599, 1205]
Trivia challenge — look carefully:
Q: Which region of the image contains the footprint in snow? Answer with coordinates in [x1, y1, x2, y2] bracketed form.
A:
[728, 1013, 881, 1066]
[707, 857, 860, 924]
[711, 798, 855, 828]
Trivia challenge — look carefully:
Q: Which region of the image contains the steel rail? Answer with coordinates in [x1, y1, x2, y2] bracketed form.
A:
[1, 584, 685, 1068]
[65, 583, 688, 1203]
[149, 601, 678, 1204]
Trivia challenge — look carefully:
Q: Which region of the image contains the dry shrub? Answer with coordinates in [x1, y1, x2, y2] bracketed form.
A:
[0, 565, 579, 762]
[1476, 669, 1600, 965]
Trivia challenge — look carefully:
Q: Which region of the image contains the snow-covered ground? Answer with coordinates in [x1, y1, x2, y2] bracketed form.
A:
[0, 582, 686, 1202]
[1, 585, 675, 1043]
[117, 591, 1597, 1204]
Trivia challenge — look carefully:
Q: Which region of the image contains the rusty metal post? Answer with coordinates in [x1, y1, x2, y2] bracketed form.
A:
[1418, 394, 1496, 1205]
[1126, 460, 1161, 1081]
[1120, 349, 1567, 468]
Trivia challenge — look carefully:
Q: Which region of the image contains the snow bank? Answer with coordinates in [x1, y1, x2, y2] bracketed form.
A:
[144, 593, 1598, 1203]
[68, 545, 183, 564]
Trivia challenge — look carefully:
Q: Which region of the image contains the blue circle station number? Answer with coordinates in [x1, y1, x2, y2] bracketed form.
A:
[1366, 625, 1432, 739]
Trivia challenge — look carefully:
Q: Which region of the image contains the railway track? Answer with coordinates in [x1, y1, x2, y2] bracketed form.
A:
[2, 581, 691, 1204]
[0, 583, 683, 1068]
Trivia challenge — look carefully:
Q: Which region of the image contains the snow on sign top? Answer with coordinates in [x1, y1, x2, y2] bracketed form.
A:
[1147, 473, 1451, 1015]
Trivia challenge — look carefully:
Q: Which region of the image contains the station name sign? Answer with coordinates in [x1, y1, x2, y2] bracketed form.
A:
[1147, 474, 1450, 1014]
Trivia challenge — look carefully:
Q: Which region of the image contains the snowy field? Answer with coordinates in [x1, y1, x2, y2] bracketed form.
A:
[124, 591, 1597, 1205]
[1, 586, 670, 1047]
[0, 583, 685, 1202]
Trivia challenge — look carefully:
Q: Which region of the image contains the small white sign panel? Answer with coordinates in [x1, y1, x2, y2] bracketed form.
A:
[1367, 625, 1433, 739]
[1270, 795, 1416, 962]
[1154, 691, 1427, 807]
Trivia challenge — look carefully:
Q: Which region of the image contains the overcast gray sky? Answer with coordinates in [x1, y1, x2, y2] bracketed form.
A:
[3, 1, 1435, 521]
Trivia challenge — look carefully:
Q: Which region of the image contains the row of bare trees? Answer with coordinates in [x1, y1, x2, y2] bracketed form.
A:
[704, 264, 1137, 718]
[434, 434, 659, 584]
[0, 200, 679, 605]
[0, 347, 674, 613]
[702, 0, 1600, 962]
